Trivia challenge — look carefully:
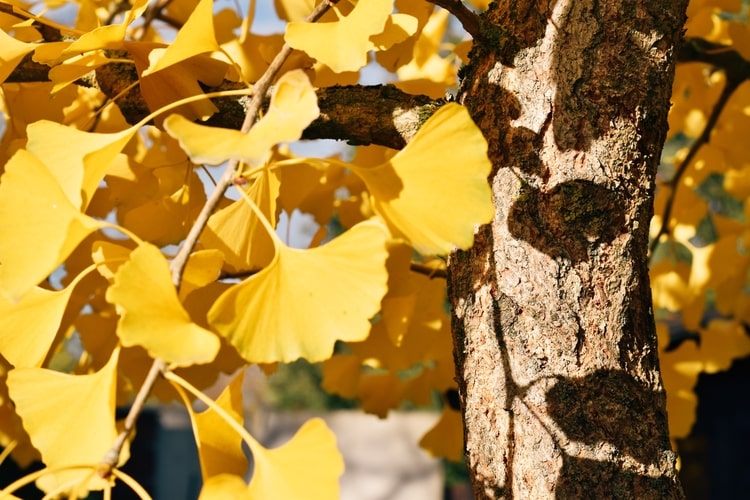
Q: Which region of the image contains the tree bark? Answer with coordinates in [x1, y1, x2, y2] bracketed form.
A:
[448, 0, 688, 498]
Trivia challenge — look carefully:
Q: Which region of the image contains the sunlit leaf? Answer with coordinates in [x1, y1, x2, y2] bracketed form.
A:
[199, 474, 251, 499]
[0, 29, 36, 84]
[25, 121, 137, 210]
[6, 348, 122, 492]
[0, 150, 102, 301]
[129, 43, 225, 122]
[144, 0, 221, 75]
[246, 418, 344, 499]
[349, 103, 493, 255]
[106, 242, 220, 367]
[180, 249, 225, 299]
[189, 370, 248, 479]
[48, 52, 112, 93]
[57, 0, 149, 58]
[285, 0, 394, 73]
[208, 219, 389, 363]
[0, 285, 74, 368]
[165, 69, 319, 165]
[201, 170, 279, 274]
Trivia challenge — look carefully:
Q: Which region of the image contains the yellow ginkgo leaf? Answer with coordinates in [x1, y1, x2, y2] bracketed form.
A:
[358, 371, 403, 417]
[180, 249, 225, 299]
[6, 348, 121, 492]
[201, 170, 279, 274]
[246, 418, 344, 500]
[0, 285, 74, 368]
[106, 242, 220, 367]
[285, 0, 394, 73]
[57, 0, 149, 59]
[418, 406, 463, 461]
[25, 120, 137, 210]
[349, 103, 493, 255]
[0, 150, 102, 301]
[188, 370, 248, 480]
[143, 0, 220, 75]
[164, 69, 319, 165]
[208, 219, 389, 363]
[0, 29, 36, 84]
[48, 52, 112, 94]
[199, 474, 251, 499]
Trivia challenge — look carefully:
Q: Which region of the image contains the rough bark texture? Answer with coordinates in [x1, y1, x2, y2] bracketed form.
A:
[448, 0, 688, 498]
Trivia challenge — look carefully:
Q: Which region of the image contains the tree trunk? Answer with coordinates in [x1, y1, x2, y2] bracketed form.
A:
[448, 1, 688, 498]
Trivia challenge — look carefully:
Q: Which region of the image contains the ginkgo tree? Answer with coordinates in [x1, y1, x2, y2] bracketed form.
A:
[1, 0, 749, 498]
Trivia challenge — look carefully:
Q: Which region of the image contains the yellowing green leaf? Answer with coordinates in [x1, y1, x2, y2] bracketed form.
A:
[165, 69, 319, 165]
[25, 121, 137, 210]
[106, 242, 220, 367]
[0, 29, 36, 84]
[285, 0, 393, 73]
[246, 418, 344, 499]
[199, 474, 251, 499]
[349, 103, 493, 255]
[0, 285, 74, 368]
[6, 348, 121, 492]
[0, 150, 102, 301]
[189, 370, 248, 480]
[208, 219, 389, 363]
[143, 0, 220, 75]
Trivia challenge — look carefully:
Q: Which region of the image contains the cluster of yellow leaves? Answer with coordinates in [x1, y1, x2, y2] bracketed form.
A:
[0, 0, 487, 496]
[652, 0, 750, 443]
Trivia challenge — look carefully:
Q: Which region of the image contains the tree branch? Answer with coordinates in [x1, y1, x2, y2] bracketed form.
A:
[428, 0, 481, 38]
[5, 56, 444, 149]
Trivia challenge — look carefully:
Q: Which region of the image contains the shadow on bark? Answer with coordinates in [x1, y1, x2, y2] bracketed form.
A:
[507, 180, 625, 262]
[546, 369, 677, 497]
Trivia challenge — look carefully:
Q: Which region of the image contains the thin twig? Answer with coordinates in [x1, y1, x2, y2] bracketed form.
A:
[410, 261, 447, 279]
[99, 0, 338, 473]
[428, 0, 481, 38]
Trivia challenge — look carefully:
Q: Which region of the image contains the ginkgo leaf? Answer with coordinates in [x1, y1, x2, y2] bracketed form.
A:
[199, 474, 251, 499]
[25, 120, 137, 210]
[0, 29, 36, 84]
[180, 249, 225, 299]
[188, 370, 248, 480]
[201, 170, 279, 274]
[0, 150, 102, 301]
[129, 42, 225, 122]
[0, 285, 74, 368]
[246, 418, 344, 499]
[48, 52, 112, 93]
[106, 242, 220, 367]
[6, 348, 121, 492]
[284, 0, 394, 73]
[57, 0, 149, 59]
[349, 103, 493, 255]
[165, 69, 319, 165]
[418, 406, 463, 461]
[143, 0, 220, 75]
[208, 219, 389, 363]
